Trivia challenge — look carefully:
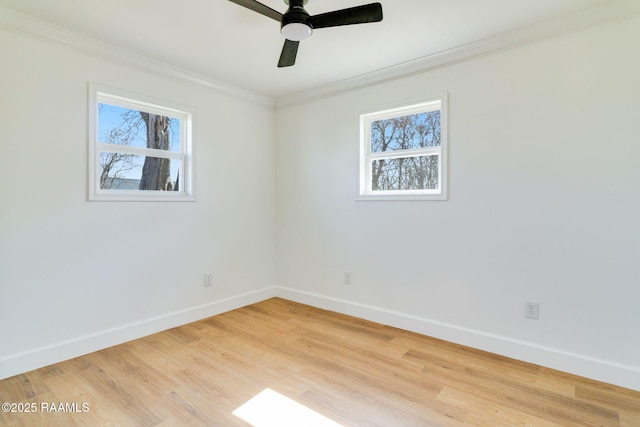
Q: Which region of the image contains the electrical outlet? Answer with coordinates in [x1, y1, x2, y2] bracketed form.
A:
[343, 271, 352, 285]
[204, 272, 213, 287]
[525, 301, 540, 319]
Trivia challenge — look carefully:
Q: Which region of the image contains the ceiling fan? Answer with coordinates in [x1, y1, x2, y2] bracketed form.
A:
[228, 0, 383, 67]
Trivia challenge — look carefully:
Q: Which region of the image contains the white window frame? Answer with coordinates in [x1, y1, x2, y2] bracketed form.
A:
[88, 83, 194, 201]
[359, 94, 448, 201]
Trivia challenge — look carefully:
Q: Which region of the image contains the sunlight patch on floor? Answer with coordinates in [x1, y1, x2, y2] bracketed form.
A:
[233, 388, 343, 427]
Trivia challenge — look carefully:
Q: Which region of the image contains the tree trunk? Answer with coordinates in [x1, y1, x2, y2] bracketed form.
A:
[139, 112, 171, 190]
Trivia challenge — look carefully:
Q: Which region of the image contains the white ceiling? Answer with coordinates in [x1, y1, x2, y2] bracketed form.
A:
[0, 0, 616, 99]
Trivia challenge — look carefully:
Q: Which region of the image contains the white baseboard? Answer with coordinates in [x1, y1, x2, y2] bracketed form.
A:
[0, 287, 276, 380]
[3, 285, 639, 392]
[275, 286, 640, 392]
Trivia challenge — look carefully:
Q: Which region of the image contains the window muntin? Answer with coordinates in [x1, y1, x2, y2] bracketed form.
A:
[360, 96, 447, 200]
[89, 84, 193, 201]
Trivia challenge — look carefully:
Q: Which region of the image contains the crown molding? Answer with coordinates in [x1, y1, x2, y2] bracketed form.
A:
[275, 0, 640, 108]
[0, 6, 275, 109]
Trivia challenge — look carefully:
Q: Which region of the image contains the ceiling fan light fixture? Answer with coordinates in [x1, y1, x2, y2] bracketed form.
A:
[281, 22, 313, 41]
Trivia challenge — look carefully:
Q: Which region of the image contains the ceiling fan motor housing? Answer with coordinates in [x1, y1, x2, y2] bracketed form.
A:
[281, 0, 312, 40]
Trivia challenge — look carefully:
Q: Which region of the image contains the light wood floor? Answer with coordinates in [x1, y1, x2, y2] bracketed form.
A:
[1, 298, 639, 426]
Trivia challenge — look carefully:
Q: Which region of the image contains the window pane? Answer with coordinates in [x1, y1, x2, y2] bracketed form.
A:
[98, 103, 181, 153]
[370, 110, 441, 153]
[100, 153, 181, 191]
[371, 155, 439, 191]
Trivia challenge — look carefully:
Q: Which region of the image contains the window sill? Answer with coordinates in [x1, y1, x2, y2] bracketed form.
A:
[89, 190, 195, 202]
[357, 192, 448, 201]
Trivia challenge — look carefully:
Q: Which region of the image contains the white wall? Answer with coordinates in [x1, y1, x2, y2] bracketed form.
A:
[0, 26, 277, 377]
[276, 17, 640, 390]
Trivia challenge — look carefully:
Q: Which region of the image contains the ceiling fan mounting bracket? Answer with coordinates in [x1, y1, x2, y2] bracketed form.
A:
[284, 0, 308, 5]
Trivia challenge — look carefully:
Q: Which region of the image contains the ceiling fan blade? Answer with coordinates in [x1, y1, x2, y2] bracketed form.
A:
[227, 0, 282, 22]
[309, 3, 382, 29]
[278, 39, 299, 68]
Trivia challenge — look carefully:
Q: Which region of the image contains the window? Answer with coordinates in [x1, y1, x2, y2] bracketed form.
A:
[359, 95, 447, 200]
[88, 84, 194, 201]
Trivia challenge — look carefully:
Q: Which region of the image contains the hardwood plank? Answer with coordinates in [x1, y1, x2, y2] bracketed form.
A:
[44, 372, 133, 426]
[1, 297, 639, 426]
[421, 360, 621, 426]
[438, 386, 567, 427]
